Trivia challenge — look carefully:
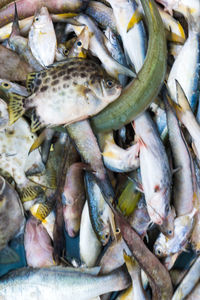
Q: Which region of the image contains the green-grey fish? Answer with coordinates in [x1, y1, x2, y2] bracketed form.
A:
[7, 58, 122, 132]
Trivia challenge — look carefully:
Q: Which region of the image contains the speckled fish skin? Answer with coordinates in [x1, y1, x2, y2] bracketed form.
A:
[0, 116, 44, 204]
[98, 131, 140, 173]
[0, 266, 130, 300]
[154, 209, 196, 257]
[0, 176, 25, 251]
[133, 111, 172, 226]
[24, 216, 54, 268]
[28, 7, 57, 67]
[12, 58, 121, 129]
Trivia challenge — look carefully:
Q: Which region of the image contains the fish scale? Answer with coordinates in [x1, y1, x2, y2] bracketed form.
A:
[8, 58, 122, 132]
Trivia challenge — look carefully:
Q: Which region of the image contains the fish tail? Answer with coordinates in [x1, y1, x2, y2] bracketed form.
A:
[20, 184, 44, 203]
[116, 62, 137, 78]
[8, 93, 26, 125]
[127, 8, 143, 33]
[30, 201, 52, 221]
[123, 250, 140, 275]
[28, 129, 47, 154]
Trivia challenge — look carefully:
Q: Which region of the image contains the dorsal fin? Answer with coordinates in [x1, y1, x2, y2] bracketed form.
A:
[26, 72, 37, 93]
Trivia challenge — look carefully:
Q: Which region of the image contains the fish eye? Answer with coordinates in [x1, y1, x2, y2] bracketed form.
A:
[35, 17, 39, 22]
[77, 41, 82, 47]
[105, 233, 109, 240]
[168, 230, 172, 235]
[106, 80, 114, 88]
[155, 247, 162, 256]
[116, 228, 120, 234]
[2, 82, 10, 89]
[64, 49, 69, 55]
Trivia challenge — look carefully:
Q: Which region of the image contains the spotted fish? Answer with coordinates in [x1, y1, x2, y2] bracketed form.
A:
[7, 58, 122, 132]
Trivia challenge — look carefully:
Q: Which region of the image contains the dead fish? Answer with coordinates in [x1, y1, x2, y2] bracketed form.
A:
[7, 58, 122, 132]
[0, 176, 25, 264]
[24, 216, 54, 267]
[28, 7, 57, 67]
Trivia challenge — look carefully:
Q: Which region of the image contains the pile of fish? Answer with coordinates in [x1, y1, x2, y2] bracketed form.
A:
[0, 0, 199, 299]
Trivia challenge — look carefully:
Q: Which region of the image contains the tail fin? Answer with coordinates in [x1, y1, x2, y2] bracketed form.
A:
[176, 80, 192, 112]
[20, 184, 44, 203]
[8, 93, 25, 125]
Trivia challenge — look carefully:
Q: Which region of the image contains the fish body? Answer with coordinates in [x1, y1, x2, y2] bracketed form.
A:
[79, 201, 102, 267]
[63, 162, 85, 237]
[24, 216, 54, 267]
[154, 209, 196, 257]
[8, 58, 121, 131]
[0, 176, 24, 251]
[0, 266, 130, 300]
[67, 14, 136, 79]
[167, 18, 200, 111]
[0, 99, 9, 129]
[165, 95, 195, 216]
[98, 131, 139, 173]
[28, 7, 57, 67]
[107, 0, 146, 72]
[133, 112, 172, 226]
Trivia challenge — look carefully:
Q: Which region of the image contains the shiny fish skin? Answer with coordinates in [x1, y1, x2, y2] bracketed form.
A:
[0, 266, 130, 300]
[133, 112, 172, 226]
[28, 7, 57, 67]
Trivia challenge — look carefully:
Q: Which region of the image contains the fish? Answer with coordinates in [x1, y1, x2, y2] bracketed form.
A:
[79, 201, 102, 267]
[155, 0, 200, 20]
[167, 15, 200, 112]
[85, 1, 117, 34]
[0, 176, 25, 264]
[172, 255, 200, 300]
[68, 26, 89, 58]
[62, 162, 86, 237]
[0, 79, 29, 98]
[98, 131, 140, 173]
[133, 111, 172, 226]
[85, 172, 114, 246]
[7, 58, 122, 132]
[66, 14, 136, 79]
[154, 209, 196, 257]
[0, 115, 45, 205]
[186, 282, 200, 300]
[0, 44, 33, 81]
[91, 0, 167, 133]
[0, 265, 131, 300]
[104, 27, 128, 86]
[0, 0, 89, 27]
[28, 7, 57, 67]
[164, 93, 196, 216]
[24, 216, 54, 267]
[114, 208, 173, 300]
[172, 81, 200, 161]
[106, 0, 146, 72]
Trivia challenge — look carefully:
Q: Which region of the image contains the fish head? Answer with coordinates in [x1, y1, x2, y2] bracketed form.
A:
[154, 239, 167, 257]
[0, 79, 12, 99]
[88, 74, 122, 103]
[33, 7, 51, 30]
[159, 206, 176, 238]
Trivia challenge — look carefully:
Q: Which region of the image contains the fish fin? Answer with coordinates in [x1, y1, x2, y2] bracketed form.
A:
[8, 93, 25, 125]
[30, 202, 52, 221]
[10, 1, 20, 38]
[127, 8, 143, 33]
[26, 72, 37, 93]
[0, 246, 20, 264]
[137, 136, 147, 148]
[115, 61, 137, 78]
[102, 151, 118, 159]
[123, 250, 139, 274]
[31, 111, 43, 133]
[20, 185, 44, 203]
[166, 27, 185, 44]
[175, 80, 191, 112]
[29, 129, 47, 154]
[172, 166, 182, 174]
